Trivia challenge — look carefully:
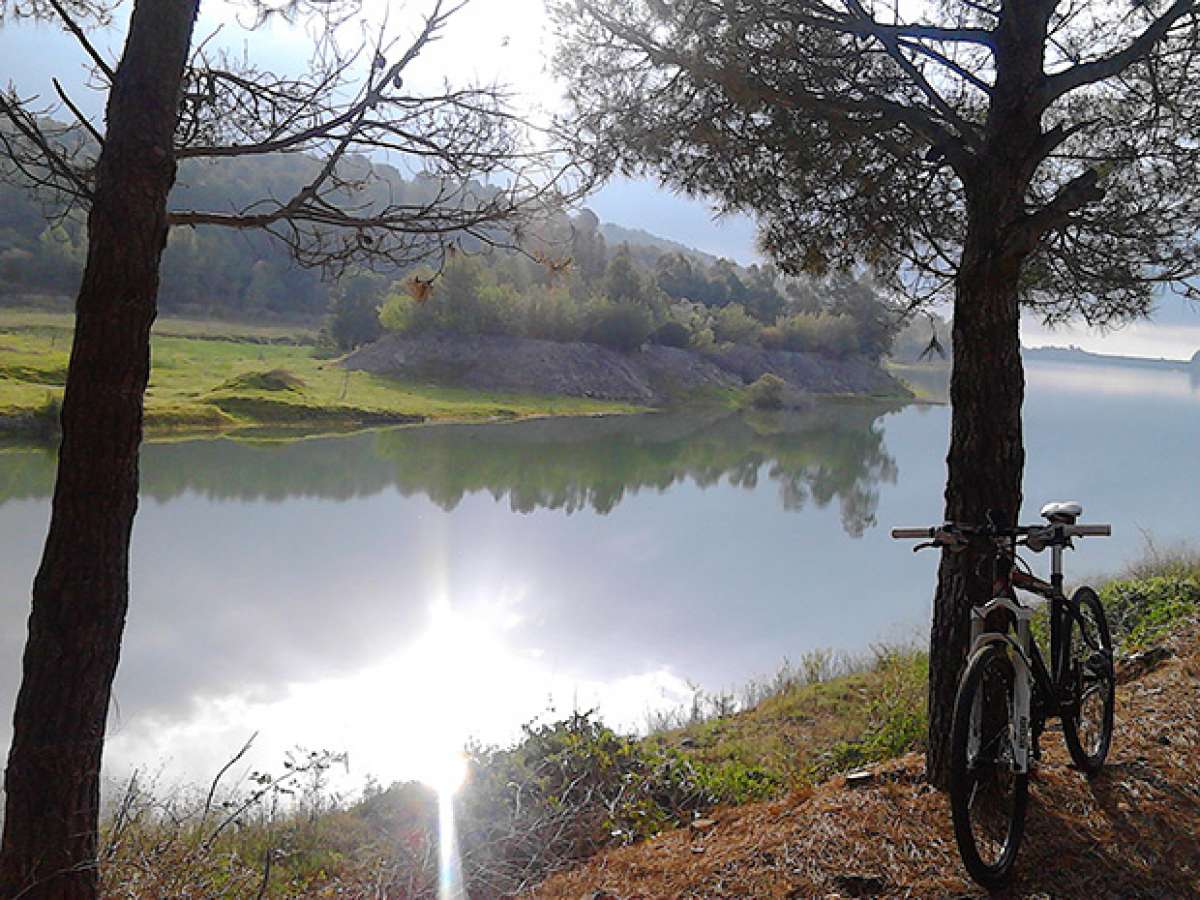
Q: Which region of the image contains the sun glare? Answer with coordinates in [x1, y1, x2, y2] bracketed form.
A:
[416, 595, 471, 900]
[421, 749, 468, 796]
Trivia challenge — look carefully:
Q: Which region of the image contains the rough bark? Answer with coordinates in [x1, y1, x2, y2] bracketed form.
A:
[925, 228, 1026, 789]
[923, 2, 1050, 790]
[0, 1, 199, 896]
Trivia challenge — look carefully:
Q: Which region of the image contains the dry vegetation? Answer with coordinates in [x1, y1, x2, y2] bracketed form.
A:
[535, 619, 1200, 899]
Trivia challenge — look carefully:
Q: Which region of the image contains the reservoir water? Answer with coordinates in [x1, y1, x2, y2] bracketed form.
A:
[0, 360, 1196, 790]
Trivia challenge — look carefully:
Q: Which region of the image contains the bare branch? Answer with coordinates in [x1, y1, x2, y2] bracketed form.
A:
[52, 78, 103, 148]
[895, 37, 993, 95]
[779, 8, 995, 48]
[0, 89, 93, 203]
[160, 1, 599, 274]
[841, 0, 983, 147]
[44, 0, 115, 82]
[1040, 0, 1198, 107]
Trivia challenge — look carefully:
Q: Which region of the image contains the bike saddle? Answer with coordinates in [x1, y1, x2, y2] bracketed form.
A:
[1040, 501, 1082, 523]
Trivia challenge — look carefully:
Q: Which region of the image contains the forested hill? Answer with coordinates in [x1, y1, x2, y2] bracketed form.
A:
[1, 153, 509, 319]
[3, 150, 756, 321]
[0, 146, 902, 362]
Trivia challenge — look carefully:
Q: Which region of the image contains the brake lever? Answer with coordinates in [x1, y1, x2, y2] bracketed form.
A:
[913, 540, 938, 552]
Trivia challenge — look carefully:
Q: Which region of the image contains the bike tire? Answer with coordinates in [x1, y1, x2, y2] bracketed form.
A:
[1061, 586, 1115, 775]
[950, 642, 1029, 889]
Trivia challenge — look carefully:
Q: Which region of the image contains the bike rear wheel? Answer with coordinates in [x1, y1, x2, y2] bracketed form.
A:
[1061, 586, 1115, 775]
[950, 642, 1028, 889]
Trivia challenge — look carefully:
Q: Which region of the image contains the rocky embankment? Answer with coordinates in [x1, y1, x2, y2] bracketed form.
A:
[340, 334, 909, 404]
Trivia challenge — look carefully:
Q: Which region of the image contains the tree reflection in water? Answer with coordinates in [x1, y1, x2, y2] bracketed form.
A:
[0, 403, 901, 536]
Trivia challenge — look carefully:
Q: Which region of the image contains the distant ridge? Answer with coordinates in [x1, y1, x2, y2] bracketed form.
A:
[1023, 344, 1198, 369]
[599, 222, 722, 267]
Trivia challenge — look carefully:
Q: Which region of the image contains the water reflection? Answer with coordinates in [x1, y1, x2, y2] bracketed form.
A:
[1, 361, 1196, 789]
[0, 404, 901, 535]
[0, 405, 902, 786]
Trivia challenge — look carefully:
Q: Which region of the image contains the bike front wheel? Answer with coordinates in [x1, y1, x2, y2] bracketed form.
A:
[1061, 586, 1115, 775]
[950, 642, 1029, 889]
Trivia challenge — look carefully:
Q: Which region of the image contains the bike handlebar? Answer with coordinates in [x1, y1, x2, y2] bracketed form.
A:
[891, 527, 936, 539]
[1071, 524, 1112, 537]
[890, 521, 1111, 545]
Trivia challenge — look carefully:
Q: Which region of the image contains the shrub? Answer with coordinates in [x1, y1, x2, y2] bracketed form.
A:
[379, 257, 521, 338]
[582, 300, 654, 352]
[522, 285, 584, 342]
[649, 320, 692, 348]
[327, 290, 382, 351]
[712, 303, 761, 345]
[378, 293, 416, 334]
[776, 311, 859, 357]
[758, 324, 786, 350]
[438, 711, 773, 892]
[745, 373, 787, 409]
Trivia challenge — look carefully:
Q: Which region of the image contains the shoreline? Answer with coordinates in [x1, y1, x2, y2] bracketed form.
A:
[0, 309, 912, 442]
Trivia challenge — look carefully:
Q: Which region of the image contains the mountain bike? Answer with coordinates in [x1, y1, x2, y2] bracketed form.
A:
[892, 502, 1113, 888]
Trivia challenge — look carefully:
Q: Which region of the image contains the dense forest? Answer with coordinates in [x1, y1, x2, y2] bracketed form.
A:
[0, 145, 915, 359]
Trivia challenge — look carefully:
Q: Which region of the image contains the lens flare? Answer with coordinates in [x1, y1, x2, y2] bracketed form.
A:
[437, 786, 466, 900]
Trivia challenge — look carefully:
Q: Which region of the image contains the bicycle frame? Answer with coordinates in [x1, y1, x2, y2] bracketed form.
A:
[968, 538, 1100, 774]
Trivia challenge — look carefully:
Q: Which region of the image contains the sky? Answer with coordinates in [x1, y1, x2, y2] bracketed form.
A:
[1, 0, 1198, 358]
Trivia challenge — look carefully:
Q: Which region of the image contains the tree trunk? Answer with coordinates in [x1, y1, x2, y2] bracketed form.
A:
[0, 2, 198, 896]
[924, 219, 1026, 790]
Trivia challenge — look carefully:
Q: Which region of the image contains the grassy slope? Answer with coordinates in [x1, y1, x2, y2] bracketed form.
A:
[537, 625, 1200, 898]
[646, 647, 929, 788]
[0, 309, 641, 433]
[536, 555, 1200, 898]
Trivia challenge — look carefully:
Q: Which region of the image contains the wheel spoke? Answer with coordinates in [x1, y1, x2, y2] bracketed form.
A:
[1063, 589, 1115, 772]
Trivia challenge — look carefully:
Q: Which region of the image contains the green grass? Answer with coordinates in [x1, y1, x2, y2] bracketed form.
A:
[645, 644, 930, 789]
[661, 546, 1200, 793]
[0, 309, 642, 434]
[1032, 543, 1200, 652]
[884, 360, 949, 402]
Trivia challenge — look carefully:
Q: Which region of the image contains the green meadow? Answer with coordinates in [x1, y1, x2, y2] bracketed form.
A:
[0, 309, 640, 436]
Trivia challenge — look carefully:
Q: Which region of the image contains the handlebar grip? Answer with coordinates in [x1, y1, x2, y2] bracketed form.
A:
[1071, 524, 1112, 537]
[891, 527, 935, 539]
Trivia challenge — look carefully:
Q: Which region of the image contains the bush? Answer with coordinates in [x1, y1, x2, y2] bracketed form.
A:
[712, 303, 761, 345]
[378, 257, 521, 338]
[745, 373, 787, 409]
[758, 324, 786, 350]
[427, 711, 775, 893]
[327, 290, 383, 351]
[378, 293, 416, 334]
[649, 320, 692, 348]
[522, 285, 584, 342]
[776, 311, 859, 357]
[582, 300, 654, 352]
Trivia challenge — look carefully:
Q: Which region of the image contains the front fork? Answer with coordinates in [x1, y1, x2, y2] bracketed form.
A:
[969, 597, 1035, 774]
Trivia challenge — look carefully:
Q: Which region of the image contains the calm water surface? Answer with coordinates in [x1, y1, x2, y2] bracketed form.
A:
[0, 360, 1196, 790]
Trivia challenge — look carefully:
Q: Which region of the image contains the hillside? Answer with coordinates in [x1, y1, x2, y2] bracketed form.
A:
[340, 333, 910, 404]
[600, 223, 722, 267]
[535, 622, 1200, 898]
